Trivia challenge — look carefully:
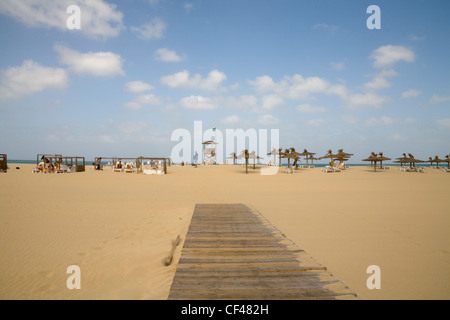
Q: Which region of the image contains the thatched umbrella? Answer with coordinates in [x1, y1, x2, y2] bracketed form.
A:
[305, 155, 320, 167]
[376, 152, 391, 168]
[281, 148, 297, 169]
[267, 148, 281, 166]
[335, 149, 354, 163]
[248, 151, 263, 169]
[298, 149, 316, 167]
[441, 155, 450, 169]
[362, 152, 378, 171]
[394, 153, 411, 167]
[362, 152, 391, 172]
[320, 149, 339, 166]
[237, 149, 250, 173]
[278, 148, 283, 167]
[227, 152, 238, 165]
[394, 153, 424, 168]
[289, 148, 303, 169]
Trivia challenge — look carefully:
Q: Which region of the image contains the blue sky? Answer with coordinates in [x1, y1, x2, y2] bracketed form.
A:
[0, 0, 449, 162]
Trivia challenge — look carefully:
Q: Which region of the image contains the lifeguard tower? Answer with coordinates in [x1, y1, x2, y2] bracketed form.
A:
[202, 140, 218, 165]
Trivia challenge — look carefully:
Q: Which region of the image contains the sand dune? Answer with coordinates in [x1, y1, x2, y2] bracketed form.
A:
[0, 164, 449, 299]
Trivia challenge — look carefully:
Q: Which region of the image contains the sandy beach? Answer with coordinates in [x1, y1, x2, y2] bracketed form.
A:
[0, 163, 449, 300]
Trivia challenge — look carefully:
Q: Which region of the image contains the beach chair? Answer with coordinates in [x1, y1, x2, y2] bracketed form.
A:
[322, 166, 333, 173]
[125, 163, 134, 173]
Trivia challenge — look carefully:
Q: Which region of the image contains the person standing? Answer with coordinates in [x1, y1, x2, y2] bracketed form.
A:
[96, 157, 102, 170]
[193, 151, 198, 168]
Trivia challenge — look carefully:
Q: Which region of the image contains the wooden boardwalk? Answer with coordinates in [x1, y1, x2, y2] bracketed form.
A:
[168, 204, 357, 300]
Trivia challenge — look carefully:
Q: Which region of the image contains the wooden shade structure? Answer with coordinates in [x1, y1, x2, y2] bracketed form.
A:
[0, 154, 6, 172]
[37, 154, 85, 172]
[202, 140, 218, 165]
[136, 156, 169, 174]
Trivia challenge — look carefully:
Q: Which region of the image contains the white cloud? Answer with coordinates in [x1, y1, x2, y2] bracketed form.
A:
[117, 121, 149, 134]
[124, 81, 154, 93]
[365, 69, 397, 90]
[154, 48, 183, 62]
[124, 94, 161, 110]
[161, 70, 227, 91]
[365, 116, 396, 127]
[249, 74, 331, 100]
[312, 23, 339, 33]
[0, 60, 68, 100]
[401, 89, 422, 99]
[341, 115, 358, 125]
[55, 45, 124, 77]
[365, 116, 416, 127]
[131, 18, 166, 40]
[330, 61, 345, 71]
[248, 75, 277, 92]
[388, 134, 406, 141]
[409, 34, 425, 41]
[297, 104, 327, 113]
[261, 94, 284, 111]
[221, 115, 241, 125]
[344, 92, 390, 110]
[0, 0, 124, 38]
[436, 118, 450, 129]
[180, 95, 219, 110]
[306, 119, 326, 127]
[258, 114, 280, 126]
[426, 94, 450, 107]
[370, 45, 415, 68]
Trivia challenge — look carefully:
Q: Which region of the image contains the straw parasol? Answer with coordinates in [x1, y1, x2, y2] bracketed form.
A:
[267, 148, 281, 166]
[298, 149, 316, 167]
[227, 152, 238, 165]
[305, 155, 320, 167]
[248, 151, 263, 169]
[441, 155, 450, 168]
[319, 149, 339, 166]
[394, 153, 424, 167]
[289, 148, 303, 169]
[335, 149, 354, 163]
[376, 152, 391, 168]
[362, 152, 391, 172]
[237, 149, 250, 173]
[394, 153, 410, 167]
[427, 155, 443, 168]
[281, 148, 298, 169]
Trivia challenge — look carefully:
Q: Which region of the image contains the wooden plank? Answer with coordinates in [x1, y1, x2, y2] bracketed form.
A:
[167, 203, 357, 300]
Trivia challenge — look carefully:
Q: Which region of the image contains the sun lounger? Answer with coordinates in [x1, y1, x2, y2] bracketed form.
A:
[125, 163, 134, 173]
[322, 166, 333, 173]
